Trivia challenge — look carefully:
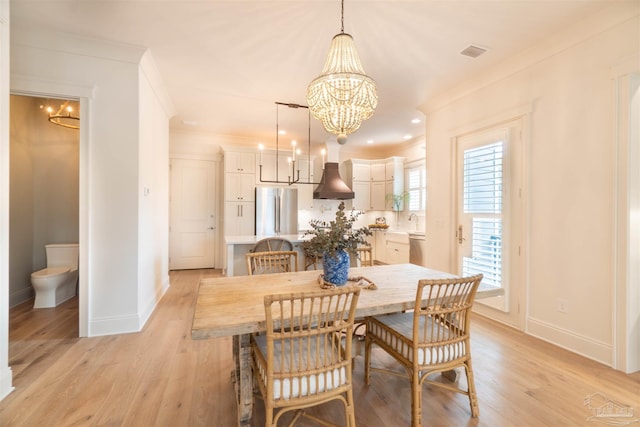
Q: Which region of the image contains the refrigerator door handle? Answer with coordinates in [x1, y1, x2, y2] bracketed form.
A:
[275, 194, 280, 234]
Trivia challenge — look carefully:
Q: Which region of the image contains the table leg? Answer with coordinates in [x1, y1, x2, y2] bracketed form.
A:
[232, 334, 253, 427]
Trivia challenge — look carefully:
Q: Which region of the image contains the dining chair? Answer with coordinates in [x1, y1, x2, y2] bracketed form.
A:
[252, 237, 294, 253]
[364, 274, 483, 427]
[301, 240, 322, 271]
[246, 251, 298, 276]
[251, 286, 361, 427]
[355, 246, 372, 267]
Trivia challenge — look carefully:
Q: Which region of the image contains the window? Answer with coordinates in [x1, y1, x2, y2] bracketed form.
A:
[461, 141, 503, 288]
[407, 164, 426, 211]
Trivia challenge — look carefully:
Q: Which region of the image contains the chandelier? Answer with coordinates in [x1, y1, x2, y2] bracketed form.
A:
[306, 0, 377, 145]
[42, 101, 79, 130]
[258, 102, 322, 186]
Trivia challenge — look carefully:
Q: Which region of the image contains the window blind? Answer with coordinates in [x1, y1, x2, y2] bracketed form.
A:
[408, 166, 426, 211]
[463, 142, 503, 214]
[462, 141, 503, 287]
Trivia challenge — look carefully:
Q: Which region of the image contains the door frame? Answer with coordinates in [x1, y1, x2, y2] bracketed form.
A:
[10, 75, 94, 338]
[612, 58, 640, 373]
[450, 103, 531, 330]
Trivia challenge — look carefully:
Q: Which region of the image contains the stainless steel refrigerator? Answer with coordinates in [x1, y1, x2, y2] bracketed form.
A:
[255, 187, 298, 235]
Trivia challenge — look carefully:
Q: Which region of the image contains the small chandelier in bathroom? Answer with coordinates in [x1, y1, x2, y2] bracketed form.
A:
[42, 101, 80, 130]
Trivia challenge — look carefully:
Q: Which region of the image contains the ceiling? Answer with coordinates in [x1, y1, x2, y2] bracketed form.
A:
[10, 0, 615, 147]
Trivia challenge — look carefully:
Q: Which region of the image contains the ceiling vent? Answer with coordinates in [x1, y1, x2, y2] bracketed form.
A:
[460, 45, 488, 58]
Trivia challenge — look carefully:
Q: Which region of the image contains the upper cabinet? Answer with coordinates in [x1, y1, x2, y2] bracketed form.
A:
[225, 151, 256, 174]
[343, 157, 404, 211]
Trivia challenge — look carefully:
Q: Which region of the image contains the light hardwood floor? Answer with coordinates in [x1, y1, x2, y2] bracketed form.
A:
[1, 268, 639, 426]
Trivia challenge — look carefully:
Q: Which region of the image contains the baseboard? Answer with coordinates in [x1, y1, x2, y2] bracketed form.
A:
[89, 314, 141, 337]
[0, 365, 14, 401]
[138, 275, 170, 330]
[9, 287, 33, 308]
[527, 316, 613, 366]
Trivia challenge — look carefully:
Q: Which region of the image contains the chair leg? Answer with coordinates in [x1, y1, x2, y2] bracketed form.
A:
[346, 388, 357, 427]
[465, 359, 480, 417]
[411, 370, 422, 427]
[364, 333, 372, 385]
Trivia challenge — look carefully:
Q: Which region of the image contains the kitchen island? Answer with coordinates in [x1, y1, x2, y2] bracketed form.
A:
[224, 234, 309, 276]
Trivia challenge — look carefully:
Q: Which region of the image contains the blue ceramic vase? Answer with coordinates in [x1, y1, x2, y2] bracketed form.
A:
[322, 250, 350, 285]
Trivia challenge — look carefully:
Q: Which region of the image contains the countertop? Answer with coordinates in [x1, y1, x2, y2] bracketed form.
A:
[225, 234, 309, 245]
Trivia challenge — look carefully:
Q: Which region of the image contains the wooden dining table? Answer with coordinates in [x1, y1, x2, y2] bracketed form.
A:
[191, 263, 503, 426]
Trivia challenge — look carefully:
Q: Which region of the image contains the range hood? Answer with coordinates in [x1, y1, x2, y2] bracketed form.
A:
[313, 162, 354, 199]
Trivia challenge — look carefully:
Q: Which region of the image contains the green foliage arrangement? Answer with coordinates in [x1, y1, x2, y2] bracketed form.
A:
[303, 202, 372, 258]
[385, 191, 410, 212]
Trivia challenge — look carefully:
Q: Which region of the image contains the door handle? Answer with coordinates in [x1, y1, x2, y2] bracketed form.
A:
[457, 225, 465, 244]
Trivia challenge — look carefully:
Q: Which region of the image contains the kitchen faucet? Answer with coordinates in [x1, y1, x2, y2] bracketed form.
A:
[408, 213, 417, 221]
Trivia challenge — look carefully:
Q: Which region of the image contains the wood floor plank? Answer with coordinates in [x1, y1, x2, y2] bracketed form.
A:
[1, 268, 638, 426]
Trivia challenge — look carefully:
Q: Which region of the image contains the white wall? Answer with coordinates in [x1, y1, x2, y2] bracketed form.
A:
[421, 5, 639, 365]
[9, 28, 172, 336]
[137, 51, 172, 327]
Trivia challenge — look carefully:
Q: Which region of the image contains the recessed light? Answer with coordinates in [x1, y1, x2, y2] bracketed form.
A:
[367, 140, 374, 144]
[411, 118, 421, 124]
[403, 134, 412, 140]
[181, 120, 199, 126]
[278, 130, 286, 135]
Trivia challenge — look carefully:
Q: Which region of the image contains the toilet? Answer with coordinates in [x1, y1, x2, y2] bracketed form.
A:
[31, 243, 79, 309]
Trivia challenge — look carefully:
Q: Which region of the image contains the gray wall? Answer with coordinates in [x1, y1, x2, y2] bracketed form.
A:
[9, 95, 79, 307]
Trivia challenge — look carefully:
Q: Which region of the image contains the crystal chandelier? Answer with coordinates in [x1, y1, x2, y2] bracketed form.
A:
[306, 0, 377, 145]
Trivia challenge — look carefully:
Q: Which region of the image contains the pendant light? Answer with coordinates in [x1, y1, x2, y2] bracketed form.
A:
[306, 0, 377, 145]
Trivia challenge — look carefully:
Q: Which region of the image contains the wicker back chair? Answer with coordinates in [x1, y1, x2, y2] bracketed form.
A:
[252, 237, 293, 253]
[356, 246, 373, 267]
[245, 251, 298, 276]
[364, 274, 483, 427]
[251, 286, 361, 427]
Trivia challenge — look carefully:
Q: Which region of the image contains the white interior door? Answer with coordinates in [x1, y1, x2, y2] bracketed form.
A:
[169, 159, 216, 270]
[456, 120, 524, 328]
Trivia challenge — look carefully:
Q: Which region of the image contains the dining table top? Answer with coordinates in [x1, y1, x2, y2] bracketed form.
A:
[191, 263, 503, 340]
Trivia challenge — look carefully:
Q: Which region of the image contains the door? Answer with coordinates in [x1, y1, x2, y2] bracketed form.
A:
[455, 120, 524, 328]
[170, 159, 216, 270]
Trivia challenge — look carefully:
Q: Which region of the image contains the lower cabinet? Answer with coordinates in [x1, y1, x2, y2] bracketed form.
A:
[224, 202, 255, 236]
[385, 241, 410, 264]
[372, 230, 409, 264]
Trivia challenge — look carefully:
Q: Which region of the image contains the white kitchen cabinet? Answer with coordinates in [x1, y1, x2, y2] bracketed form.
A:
[384, 231, 410, 264]
[371, 181, 386, 211]
[386, 240, 410, 264]
[224, 202, 255, 236]
[223, 148, 257, 236]
[225, 151, 256, 174]
[351, 161, 371, 181]
[372, 230, 387, 263]
[373, 230, 409, 264]
[351, 181, 371, 211]
[371, 162, 386, 181]
[225, 173, 254, 202]
[344, 158, 403, 211]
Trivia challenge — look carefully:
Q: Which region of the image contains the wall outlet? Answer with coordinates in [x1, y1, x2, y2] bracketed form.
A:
[557, 298, 569, 313]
